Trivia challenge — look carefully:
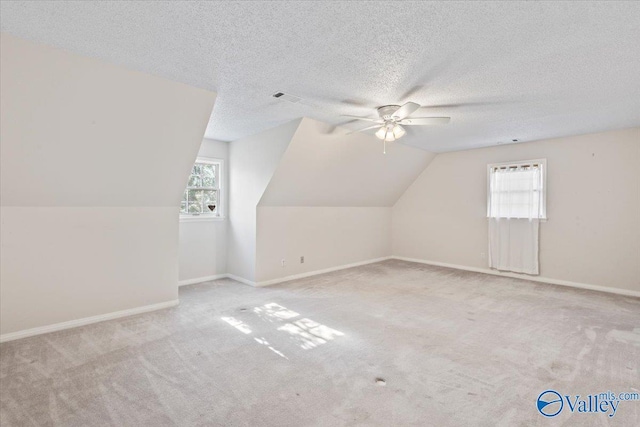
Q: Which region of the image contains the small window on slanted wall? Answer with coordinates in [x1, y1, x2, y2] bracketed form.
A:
[181, 157, 223, 219]
[487, 159, 547, 220]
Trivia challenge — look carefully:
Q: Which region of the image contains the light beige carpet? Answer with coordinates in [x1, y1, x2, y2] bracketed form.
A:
[1, 260, 638, 426]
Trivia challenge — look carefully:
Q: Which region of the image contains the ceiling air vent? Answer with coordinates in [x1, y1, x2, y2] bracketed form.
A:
[272, 92, 302, 104]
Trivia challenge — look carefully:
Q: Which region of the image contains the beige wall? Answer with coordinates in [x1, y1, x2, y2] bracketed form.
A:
[0, 34, 214, 208]
[260, 118, 436, 206]
[392, 128, 640, 293]
[0, 34, 216, 337]
[256, 207, 391, 282]
[0, 207, 179, 333]
[255, 118, 434, 284]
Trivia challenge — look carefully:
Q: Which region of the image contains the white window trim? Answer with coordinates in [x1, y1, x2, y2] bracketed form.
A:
[486, 158, 548, 221]
[180, 215, 226, 223]
[180, 156, 225, 222]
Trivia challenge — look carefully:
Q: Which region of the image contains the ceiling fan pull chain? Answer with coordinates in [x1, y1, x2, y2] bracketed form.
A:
[383, 140, 387, 155]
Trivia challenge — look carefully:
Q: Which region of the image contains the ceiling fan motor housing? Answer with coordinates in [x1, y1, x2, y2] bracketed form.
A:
[377, 105, 402, 121]
[345, 102, 450, 149]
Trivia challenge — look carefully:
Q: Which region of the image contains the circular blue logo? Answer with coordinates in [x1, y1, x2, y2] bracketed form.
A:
[537, 390, 563, 417]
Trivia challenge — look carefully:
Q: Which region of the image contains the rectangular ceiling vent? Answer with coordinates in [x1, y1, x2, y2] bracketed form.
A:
[272, 91, 302, 104]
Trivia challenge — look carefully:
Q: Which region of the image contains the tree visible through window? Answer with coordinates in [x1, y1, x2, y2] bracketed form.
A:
[181, 159, 220, 216]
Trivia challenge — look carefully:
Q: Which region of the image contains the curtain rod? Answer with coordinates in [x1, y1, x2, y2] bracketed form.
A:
[492, 164, 540, 171]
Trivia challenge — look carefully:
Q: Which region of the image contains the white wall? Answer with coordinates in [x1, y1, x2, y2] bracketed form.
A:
[0, 34, 216, 336]
[255, 118, 435, 283]
[178, 139, 229, 283]
[257, 207, 391, 282]
[227, 120, 300, 282]
[392, 127, 640, 293]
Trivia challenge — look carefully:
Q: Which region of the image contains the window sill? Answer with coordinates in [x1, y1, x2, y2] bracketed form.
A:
[180, 215, 226, 223]
[487, 217, 548, 222]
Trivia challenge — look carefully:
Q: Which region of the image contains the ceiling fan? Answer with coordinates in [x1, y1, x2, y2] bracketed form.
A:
[344, 102, 450, 153]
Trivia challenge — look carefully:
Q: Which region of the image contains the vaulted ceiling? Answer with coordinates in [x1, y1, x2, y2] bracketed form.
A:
[260, 118, 435, 207]
[2, 1, 639, 152]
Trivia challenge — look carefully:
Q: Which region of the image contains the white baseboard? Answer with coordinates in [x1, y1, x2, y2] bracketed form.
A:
[178, 274, 227, 287]
[0, 299, 179, 344]
[226, 273, 258, 287]
[223, 257, 393, 288]
[256, 256, 393, 287]
[392, 256, 640, 298]
[8, 255, 631, 343]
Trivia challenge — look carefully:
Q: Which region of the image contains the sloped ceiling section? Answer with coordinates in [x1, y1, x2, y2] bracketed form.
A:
[259, 118, 436, 207]
[0, 34, 216, 207]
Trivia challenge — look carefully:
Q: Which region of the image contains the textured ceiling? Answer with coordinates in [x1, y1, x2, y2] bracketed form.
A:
[1, 1, 639, 152]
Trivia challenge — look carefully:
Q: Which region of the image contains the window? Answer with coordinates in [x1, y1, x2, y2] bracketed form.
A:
[487, 159, 546, 219]
[181, 157, 222, 218]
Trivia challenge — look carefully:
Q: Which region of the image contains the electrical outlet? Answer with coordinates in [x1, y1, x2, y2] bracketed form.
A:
[480, 252, 486, 259]
[281, 259, 286, 267]
[300, 256, 304, 264]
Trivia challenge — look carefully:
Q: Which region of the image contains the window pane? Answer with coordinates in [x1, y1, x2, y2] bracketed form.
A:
[181, 161, 221, 215]
[201, 164, 215, 187]
[188, 201, 202, 214]
[489, 165, 544, 219]
[188, 189, 202, 203]
[201, 164, 214, 175]
[188, 174, 202, 187]
[202, 190, 216, 213]
[203, 190, 216, 204]
[202, 175, 215, 187]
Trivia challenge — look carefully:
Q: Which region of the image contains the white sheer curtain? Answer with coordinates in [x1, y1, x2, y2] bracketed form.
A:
[488, 163, 545, 275]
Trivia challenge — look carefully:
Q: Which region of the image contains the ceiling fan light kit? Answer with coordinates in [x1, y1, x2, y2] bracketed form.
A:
[375, 123, 405, 142]
[345, 102, 451, 153]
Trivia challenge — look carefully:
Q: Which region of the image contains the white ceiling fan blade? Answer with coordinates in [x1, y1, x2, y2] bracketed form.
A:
[392, 102, 420, 120]
[341, 115, 383, 123]
[397, 117, 451, 125]
[346, 124, 382, 135]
